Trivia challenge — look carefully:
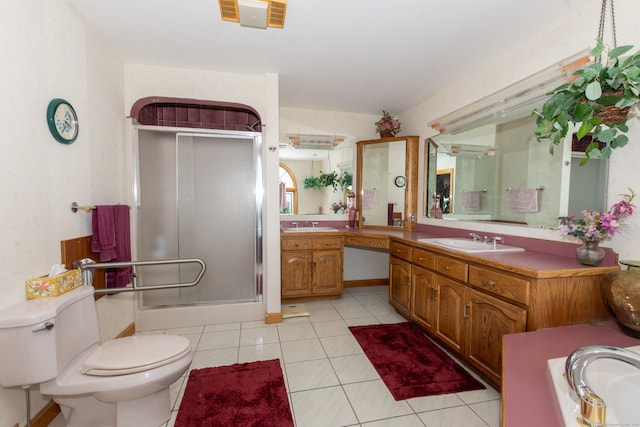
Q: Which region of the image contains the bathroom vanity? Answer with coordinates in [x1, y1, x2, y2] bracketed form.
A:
[280, 226, 618, 389]
[280, 233, 343, 298]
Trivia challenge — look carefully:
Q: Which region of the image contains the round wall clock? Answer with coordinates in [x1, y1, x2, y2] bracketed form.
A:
[47, 98, 79, 144]
[394, 175, 406, 188]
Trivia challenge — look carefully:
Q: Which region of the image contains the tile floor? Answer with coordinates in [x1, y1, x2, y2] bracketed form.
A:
[50, 286, 501, 427]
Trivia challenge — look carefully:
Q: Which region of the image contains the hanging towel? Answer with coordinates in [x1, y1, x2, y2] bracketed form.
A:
[362, 189, 376, 209]
[91, 206, 117, 261]
[460, 191, 481, 211]
[92, 205, 132, 288]
[507, 188, 539, 213]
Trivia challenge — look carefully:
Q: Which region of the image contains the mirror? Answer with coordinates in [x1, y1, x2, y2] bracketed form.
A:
[426, 115, 609, 228]
[357, 136, 418, 230]
[279, 146, 353, 215]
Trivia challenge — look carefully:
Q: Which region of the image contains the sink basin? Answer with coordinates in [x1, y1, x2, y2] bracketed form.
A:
[417, 237, 525, 253]
[547, 345, 640, 426]
[283, 226, 338, 232]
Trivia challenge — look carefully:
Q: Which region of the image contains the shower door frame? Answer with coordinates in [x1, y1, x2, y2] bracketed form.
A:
[131, 125, 264, 309]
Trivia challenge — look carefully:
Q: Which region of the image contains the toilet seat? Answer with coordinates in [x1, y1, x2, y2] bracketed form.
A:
[81, 335, 191, 376]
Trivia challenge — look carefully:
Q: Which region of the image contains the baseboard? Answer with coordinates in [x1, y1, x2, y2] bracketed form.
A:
[116, 322, 136, 338]
[265, 312, 283, 324]
[30, 400, 60, 427]
[34, 322, 135, 426]
[344, 278, 389, 288]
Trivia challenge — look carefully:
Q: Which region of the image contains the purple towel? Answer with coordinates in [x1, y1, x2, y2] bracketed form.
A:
[92, 206, 117, 261]
[92, 205, 132, 288]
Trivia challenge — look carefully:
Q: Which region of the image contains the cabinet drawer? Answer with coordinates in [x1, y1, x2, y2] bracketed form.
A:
[343, 235, 389, 249]
[390, 242, 412, 261]
[434, 255, 468, 282]
[312, 237, 342, 250]
[468, 266, 530, 305]
[281, 238, 311, 250]
[412, 248, 435, 270]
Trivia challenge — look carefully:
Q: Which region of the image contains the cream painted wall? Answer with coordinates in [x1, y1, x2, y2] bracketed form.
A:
[403, 1, 640, 259]
[0, 1, 129, 425]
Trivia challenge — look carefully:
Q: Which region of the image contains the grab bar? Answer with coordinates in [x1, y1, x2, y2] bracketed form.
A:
[74, 258, 206, 294]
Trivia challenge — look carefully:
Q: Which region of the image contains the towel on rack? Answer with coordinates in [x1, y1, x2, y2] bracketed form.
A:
[507, 188, 538, 213]
[92, 205, 132, 288]
[460, 191, 481, 211]
[362, 189, 376, 209]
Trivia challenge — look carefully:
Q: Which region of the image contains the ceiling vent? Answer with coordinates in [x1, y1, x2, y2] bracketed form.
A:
[219, 0, 287, 29]
[288, 134, 344, 150]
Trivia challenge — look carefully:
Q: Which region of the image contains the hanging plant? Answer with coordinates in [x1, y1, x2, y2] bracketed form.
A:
[303, 171, 353, 192]
[533, 38, 640, 164]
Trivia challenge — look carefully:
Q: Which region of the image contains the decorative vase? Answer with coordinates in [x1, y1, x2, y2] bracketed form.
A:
[576, 238, 605, 266]
[347, 192, 357, 228]
[601, 261, 640, 338]
[379, 129, 394, 138]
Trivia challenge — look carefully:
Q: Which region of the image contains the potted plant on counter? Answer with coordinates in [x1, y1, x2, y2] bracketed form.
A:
[533, 39, 640, 164]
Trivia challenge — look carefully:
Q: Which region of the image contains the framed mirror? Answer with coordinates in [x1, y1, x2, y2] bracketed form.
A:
[357, 136, 418, 230]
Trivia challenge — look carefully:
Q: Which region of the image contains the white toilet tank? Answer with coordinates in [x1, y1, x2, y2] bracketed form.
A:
[0, 286, 100, 387]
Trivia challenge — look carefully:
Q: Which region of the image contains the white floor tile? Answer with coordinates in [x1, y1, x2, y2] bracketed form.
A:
[285, 358, 340, 392]
[239, 325, 280, 346]
[281, 338, 327, 363]
[417, 405, 489, 427]
[330, 353, 380, 384]
[320, 334, 365, 357]
[190, 347, 238, 369]
[469, 398, 502, 427]
[312, 319, 351, 337]
[237, 342, 282, 363]
[406, 393, 465, 413]
[290, 386, 359, 427]
[196, 329, 240, 351]
[362, 414, 426, 427]
[277, 322, 317, 342]
[343, 379, 413, 423]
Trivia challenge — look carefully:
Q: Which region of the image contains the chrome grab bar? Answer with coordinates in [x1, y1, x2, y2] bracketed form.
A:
[74, 258, 206, 294]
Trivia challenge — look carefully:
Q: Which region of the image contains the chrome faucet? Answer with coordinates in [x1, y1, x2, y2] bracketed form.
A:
[490, 236, 503, 249]
[291, 222, 299, 229]
[565, 345, 640, 427]
[312, 221, 319, 228]
[469, 233, 482, 241]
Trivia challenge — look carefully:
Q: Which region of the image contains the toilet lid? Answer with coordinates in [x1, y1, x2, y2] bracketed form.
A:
[81, 335, 192, 376]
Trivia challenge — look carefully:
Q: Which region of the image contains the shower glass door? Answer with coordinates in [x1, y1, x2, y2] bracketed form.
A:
[135, 129, 261, 307]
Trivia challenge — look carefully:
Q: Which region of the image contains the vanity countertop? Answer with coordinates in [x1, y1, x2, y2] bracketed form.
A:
[328, 227, 619, 278]
[502, 321, 640, 427]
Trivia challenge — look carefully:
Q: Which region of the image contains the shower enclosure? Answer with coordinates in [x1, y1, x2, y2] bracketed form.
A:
[133, 127, 263, 310]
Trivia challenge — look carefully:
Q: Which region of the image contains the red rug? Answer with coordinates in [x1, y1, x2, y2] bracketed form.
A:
[349, 322, 485, 400]
[175, 359, 294, 427]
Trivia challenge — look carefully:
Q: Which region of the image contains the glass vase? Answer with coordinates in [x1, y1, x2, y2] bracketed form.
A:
[576, 239, 605, 266]
[601, 261, 640, 338]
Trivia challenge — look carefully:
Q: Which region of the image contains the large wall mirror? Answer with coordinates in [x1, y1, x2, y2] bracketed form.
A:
[425, 115, 609, 228]
[279, 136, 353, 216]
[357, 136, 418, 230]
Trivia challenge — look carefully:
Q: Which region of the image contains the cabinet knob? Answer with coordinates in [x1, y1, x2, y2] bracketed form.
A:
[487, 280, 495, 287]
[444, 265, 450, 270]
[294, 243, 299, 247]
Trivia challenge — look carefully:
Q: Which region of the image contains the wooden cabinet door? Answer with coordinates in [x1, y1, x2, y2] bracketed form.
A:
[389, 256, 412, 317]
[412, 265, 437, 333]
[281, 251, 312, 297]
[312, 249, 342, 294]
[465, 289, 526, 384]
[435, 275, 466, 354]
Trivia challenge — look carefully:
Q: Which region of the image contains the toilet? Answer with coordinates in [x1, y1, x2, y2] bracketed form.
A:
[0, 285, 193, 427]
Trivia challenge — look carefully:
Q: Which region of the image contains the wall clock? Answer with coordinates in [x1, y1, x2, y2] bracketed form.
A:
[394, 175, 406, 188]
[47, 98, 79, 144]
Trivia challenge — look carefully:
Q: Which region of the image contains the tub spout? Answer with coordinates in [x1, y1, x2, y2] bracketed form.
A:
[565, 345, 640, 427]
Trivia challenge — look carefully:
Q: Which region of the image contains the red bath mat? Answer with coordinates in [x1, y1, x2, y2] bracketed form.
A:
[175, 359, 294, 427]
[349, 322, 485, 400]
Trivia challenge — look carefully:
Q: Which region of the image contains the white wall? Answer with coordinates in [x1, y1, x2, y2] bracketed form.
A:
[403, 2, 640, 259]
[0, 1, 129, 425]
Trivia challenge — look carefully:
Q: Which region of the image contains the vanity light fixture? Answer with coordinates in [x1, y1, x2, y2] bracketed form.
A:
[288, 134, 344, 150]
[218, 0, 287, 29]
[430, 49, 592, 135]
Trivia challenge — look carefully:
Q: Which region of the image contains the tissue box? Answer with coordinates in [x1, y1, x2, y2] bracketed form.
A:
[26, 269, 82, 299]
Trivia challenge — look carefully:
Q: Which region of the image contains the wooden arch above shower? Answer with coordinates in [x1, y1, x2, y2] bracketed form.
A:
[129, 97, 262, 132]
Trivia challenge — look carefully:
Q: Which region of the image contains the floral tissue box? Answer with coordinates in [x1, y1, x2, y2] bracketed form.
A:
[26, 269, 82, 299]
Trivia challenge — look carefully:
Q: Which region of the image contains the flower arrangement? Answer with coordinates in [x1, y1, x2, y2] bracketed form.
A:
[559, 189, 635, 241]
[331, 201, 347, 214]
[375, 110, 401, 136]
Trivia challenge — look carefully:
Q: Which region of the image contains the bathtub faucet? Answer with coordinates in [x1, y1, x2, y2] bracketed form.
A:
[565, 345, 640, 427]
